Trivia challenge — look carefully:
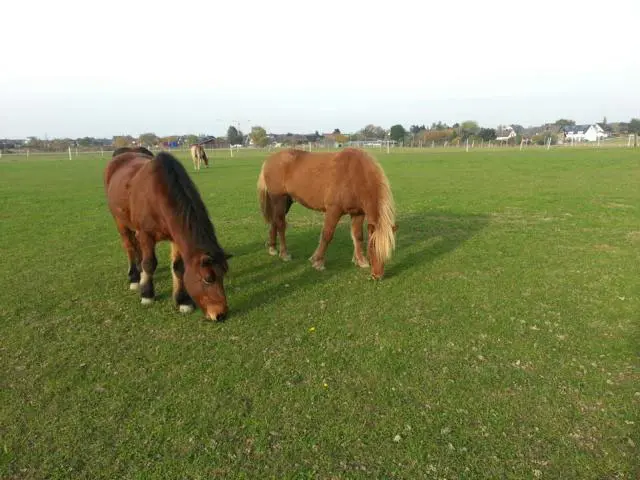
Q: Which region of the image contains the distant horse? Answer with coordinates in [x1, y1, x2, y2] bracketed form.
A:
[257, 148, 397, 279]
[112, 146, 154, 157]
[104, 151, 232, 320]
[190, 144, 209, 171]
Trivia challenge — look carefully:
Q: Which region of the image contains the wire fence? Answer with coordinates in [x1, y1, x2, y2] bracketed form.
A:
[0, 138, 637, 162]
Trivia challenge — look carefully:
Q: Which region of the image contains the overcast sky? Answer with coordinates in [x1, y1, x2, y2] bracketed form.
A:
[1, 0, 639, 138]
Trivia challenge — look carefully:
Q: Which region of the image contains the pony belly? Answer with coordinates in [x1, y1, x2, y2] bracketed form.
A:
[289, 191, 326, 212]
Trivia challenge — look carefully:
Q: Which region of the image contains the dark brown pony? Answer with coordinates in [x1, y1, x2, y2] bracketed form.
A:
[112, 146, 154, 157]
[257, 148, 397, 279]
[104, 151, 231, 320]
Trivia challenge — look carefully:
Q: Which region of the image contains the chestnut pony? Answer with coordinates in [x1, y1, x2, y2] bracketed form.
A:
[104, 151, 231, 320]
[190, 144, 209, 171]
[257, 148, 397, 279]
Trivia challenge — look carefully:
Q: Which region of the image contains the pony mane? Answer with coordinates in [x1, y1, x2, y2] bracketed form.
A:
[352, 149, 396, 262]
[153, 152, 227, 267]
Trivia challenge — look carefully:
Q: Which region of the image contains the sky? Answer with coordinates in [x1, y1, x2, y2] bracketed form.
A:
[1, 0, 639, 138]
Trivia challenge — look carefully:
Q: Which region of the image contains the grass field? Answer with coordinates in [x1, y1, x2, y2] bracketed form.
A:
[1, 147, 638, 479]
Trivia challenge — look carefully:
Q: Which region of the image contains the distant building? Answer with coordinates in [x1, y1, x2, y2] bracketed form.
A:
[562, 124, 608, 142]
[496, 126, 517, 142]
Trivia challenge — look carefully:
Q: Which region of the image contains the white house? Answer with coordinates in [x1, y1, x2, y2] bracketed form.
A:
[496, 125, 517, 142]
[562, 124, 608, 142]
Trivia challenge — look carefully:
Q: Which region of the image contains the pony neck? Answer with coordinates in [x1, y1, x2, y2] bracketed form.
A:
[166, 215, 204, 263]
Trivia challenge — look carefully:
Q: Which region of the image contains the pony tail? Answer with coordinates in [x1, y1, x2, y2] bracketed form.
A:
[370, 174, 396, 263]
[257, 165, 272, 223]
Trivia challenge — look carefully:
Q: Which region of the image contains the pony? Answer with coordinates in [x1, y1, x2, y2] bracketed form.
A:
[256, 148, 397, 279]
[104, 150, 232, 320]
[112, 146, 154, 158]
[190, 144, 209, 171]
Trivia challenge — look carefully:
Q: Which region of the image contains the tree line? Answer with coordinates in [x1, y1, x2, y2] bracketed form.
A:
[5, 118, 640, 153]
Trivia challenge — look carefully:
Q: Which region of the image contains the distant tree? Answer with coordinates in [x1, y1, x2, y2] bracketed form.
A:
[138, 132, 158, 147]
[334, 134, 347, 145]
[478, 128, 497, 141]
[410, 124, 426, 134]
[227, 126, 243, 145]
[250, 126, 269, 147]
[532, 133, 558, 146]
[617, 122, 629, 134]
[511, 124, 524, 134]
[113, 136, 132, 148]
[185, 134, 199, 145]
[460, 120, 480, 139]
[389, 124, 406, 143]
[629, 118, 640, 147]
[421, 128, 455, 144]
[554, 119, 576, 128]
[76, 137, 97, 147]
[332, 128, 341, 135]
[360, 124, 386, 139]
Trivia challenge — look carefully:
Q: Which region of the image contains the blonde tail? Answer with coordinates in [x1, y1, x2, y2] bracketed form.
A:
[370, 174, 396, 263]
[257, 165, 272, 223]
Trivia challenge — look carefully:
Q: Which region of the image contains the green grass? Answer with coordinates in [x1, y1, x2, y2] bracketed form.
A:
[1, 147, 638, 479]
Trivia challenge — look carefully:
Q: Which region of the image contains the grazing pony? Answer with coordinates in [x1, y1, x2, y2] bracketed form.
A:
[257, 148, 397, 279]
[112, 146, 154, 157]
[104, 151, 231, 320]
[190, 144, 209, 171]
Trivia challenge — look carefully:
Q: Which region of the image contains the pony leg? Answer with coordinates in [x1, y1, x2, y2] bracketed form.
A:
[309, 208, 342, 270]
[350, 214, 369, 268]
[268, 223, 278, 256]
[275, 212, 291, 261]
[116, 221, 141, 290]
[137, 232, 158, 305]
[171, 243, 195, 313]
[269, 195, 291, 261]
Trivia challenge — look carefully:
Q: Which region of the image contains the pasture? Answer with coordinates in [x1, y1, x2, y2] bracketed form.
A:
[1, 147, 638, 478]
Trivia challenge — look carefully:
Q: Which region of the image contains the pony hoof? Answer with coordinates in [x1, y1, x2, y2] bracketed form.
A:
[353, 258, 369, 268]
[280, 253, 292, 262]
[268, 247, 278, 256]
[129, 282, 140, 290]
[179, 304, 194, 314]
[310, 259, 325, 271]
[141, 297, 154, 305]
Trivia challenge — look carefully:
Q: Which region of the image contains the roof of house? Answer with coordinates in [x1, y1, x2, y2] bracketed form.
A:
[562, 124, 592, 133]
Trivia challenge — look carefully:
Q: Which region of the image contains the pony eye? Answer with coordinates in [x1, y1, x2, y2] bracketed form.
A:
[202, 272, 216, 284]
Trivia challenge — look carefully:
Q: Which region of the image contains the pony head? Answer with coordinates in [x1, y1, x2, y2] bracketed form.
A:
[183, 252, 232, 321]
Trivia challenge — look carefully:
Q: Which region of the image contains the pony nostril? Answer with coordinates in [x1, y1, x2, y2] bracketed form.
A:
[207, 311, 227, 322]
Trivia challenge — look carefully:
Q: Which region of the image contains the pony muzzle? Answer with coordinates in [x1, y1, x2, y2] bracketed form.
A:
[206, 307, 228, 322]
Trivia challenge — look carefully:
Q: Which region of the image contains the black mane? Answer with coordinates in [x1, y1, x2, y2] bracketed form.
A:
[153, 152, 227, 267]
